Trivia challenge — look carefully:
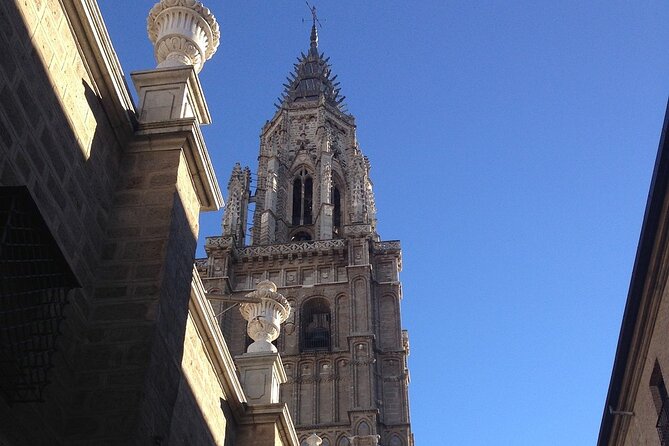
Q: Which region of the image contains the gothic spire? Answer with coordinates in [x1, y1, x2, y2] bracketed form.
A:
[275, 6, 347, 113]
[308, 3, 318, 55]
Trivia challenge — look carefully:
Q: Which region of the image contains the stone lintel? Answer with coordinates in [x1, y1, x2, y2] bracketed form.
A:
[131, 66, 211, 125]
[130, 118, 223, 211]
[238, 403, 299, 446]
[235, 352, 287, 405]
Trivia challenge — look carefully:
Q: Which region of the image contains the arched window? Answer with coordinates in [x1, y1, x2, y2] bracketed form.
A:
[292, 168, 313, 226]
[301, 298, 331, 351]
[332, 185, 341, 238]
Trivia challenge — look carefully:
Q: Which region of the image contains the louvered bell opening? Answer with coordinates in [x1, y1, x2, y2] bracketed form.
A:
[0, 186, 78, 403]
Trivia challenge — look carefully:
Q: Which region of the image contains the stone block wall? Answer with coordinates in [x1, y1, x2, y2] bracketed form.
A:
[0, 0, 128, 443]
[168, 310, 236, 445]
[619, 280, 669, 446]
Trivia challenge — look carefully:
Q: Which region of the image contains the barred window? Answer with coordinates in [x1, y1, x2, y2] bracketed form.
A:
[0, 186, 78, 403]
[301, 298, 330, 351]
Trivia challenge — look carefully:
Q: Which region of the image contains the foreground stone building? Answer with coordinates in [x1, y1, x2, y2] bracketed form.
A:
[199, 19, 413, 446]
[0, 0, 299, 444]
[598, 102, 669, 446]
[0, 0, 413, 445]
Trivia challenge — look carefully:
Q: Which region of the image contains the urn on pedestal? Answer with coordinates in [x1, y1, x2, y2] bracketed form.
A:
[147, 0, 220, 73]
[239, 280, 292, 353]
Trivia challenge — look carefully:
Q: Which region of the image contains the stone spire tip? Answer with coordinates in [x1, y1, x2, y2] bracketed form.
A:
[307, 2, 319, 54]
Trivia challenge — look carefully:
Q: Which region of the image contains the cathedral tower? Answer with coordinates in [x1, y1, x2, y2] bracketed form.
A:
[200, 19, 413, 446]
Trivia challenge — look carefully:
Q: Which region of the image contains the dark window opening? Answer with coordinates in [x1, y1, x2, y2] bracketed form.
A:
[0, 187, 78, 404]
[332, 186, 341, 238]
[291, 231, 312, 242]
[303, 177, 313, 225]
[292, 178, 302, 225]
[652, 361, 669, 445]
[301, 299, 331, 351]
[291, 168, 313, 227]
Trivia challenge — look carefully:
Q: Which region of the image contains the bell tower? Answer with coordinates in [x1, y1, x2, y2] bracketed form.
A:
[200, 15, 413, 446]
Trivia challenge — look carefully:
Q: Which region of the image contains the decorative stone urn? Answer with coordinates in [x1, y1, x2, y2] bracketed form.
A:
[147, 0, 220, 73]
[240, 280, 291, 353]
[306, 433, 323, 446]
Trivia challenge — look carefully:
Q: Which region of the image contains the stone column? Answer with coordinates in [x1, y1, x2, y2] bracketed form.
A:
[318, 153, 334, 240]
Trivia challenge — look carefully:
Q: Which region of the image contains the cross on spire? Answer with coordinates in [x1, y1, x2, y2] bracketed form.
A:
[306, 1, 321, 52]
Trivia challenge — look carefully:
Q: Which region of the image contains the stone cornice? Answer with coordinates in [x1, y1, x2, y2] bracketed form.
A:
[131, 117, 223, 211]
[61, 0, 136, 142]
[372, 240, 401, 253]
[189, 268, 247, 419]
[238, 403, 300, 446]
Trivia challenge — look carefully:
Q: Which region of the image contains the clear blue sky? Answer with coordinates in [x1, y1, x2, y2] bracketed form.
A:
[99, 1, 669, 444]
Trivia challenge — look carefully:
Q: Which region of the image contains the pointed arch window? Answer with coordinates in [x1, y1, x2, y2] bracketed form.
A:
[301, 298, 331, 351]
[292, 168, 313, 226]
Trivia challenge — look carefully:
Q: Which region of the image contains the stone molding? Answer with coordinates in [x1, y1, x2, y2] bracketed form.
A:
[189, 267, 248, 415]
[130, 117, 223, 211]
[205, 237, 347, 258]
[373, 240, 401, 253]
[64, 0, 136, 139]
[240, 239, 346, 257]
[237, 403, 299, 446]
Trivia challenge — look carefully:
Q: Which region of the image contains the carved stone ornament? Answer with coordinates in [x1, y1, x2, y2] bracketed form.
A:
[306, 433, 323, 446]
[239, 280, 291, 353]
[147, 0, 220, 73]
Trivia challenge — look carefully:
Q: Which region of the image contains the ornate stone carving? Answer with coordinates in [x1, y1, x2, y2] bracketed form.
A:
[147, 0, 220, 73]
[194, 258, 208, 273]
[238, 239, 346, 258]
[205, 236, 235, 249]
[239, 280, 291, 353]
[373, 240, 401, 253]
[307, 433, 323, 446]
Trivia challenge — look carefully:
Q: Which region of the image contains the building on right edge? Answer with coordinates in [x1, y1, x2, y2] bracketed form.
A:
[598, 101, 669, 446]
[199, 18, 413, 446]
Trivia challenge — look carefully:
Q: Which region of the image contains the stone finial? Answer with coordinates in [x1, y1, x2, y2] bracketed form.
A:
[239, 280, 291, 353]
[147, 0, 220, 73]
[306, 433, 323, 446]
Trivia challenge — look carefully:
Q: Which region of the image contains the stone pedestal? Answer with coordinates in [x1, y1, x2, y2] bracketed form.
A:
[131, 66, 211, 125]
[235, 352, 286, 405]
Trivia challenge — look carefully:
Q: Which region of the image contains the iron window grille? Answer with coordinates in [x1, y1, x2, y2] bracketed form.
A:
[0, 187, 78, 403]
